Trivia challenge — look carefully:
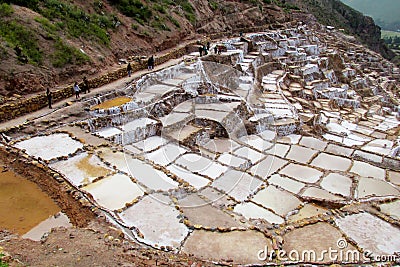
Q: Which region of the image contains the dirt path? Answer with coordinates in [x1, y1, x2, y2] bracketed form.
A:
[0, 57, 184, 131]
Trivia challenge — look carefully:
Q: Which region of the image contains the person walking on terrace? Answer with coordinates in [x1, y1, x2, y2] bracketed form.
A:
[127, 62, 132, 77]
[73, 82, 80, 99]
[46, 88, 52, 109]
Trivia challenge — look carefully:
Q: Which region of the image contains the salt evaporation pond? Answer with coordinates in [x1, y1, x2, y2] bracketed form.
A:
[90, 96, 132, 110]
[14, 133, 83, 161]
[49, 152, 112, 187]
[82, 173, 144, 211]
[7, 26, 400, 265]
[0, 167, 70, 238]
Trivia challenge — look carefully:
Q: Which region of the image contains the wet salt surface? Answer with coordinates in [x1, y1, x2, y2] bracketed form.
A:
[250, 156, 287, 179]
[166, 164, 210, 189]
[131, 136, 168, 152]
[14, 133, 83, 161]
[97, 148, 178, 191]
[320, 173, 352, 197]
[350, 160, 386, 180]
[119, 194, 189, 248]
[145, 143, 187, 166]
[212, 170, 263, 202]
[279, 163, 323, 183]
[175, 153, 228, 179]
[335, 213, 400, 255]
[49, 152, 112, 187]
[82, 173, 144, 211]
[311, 153, 352, 171]
[234, 202, 284, 224]
[356, 177, 399, 199]
[251, 185, 302, 217]
[95, 127, 122, 138]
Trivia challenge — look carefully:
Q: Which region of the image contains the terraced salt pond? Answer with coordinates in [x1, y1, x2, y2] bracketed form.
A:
[6, 25, 400, 265]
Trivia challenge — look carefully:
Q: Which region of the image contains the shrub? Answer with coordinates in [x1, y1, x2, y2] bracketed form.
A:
[209, 0, 218, 11]
[0, 20, 42, 64]
[0, 2, 13, 16]
[110, 0, 152, 23]
[39, 0, 112, 45]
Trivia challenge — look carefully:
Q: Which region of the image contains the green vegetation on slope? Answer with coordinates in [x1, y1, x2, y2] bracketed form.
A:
[0, 0, 123, 68]
[39, 0, 117, 46]
[111, 0, 196, 27]
[0, 3, 42, 64]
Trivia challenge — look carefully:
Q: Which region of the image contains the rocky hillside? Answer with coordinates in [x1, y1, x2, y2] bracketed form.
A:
[0, 0, 292, 98]
[288, 0, 395, 61]
[0, 0, 394, 98]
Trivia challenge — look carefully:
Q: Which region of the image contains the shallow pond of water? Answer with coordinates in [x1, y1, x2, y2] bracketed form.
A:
[0, 167, 61, 235]
[90, 96, 132, 110]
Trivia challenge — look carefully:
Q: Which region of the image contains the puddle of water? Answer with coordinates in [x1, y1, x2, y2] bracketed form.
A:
[90, 96, 132, 110]
[0, 167, 60, 235]
[22, 212, 71, 241]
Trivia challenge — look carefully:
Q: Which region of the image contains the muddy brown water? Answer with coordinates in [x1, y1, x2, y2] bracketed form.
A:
[90, 96, 132, 110]
[0, 166, 60, 235]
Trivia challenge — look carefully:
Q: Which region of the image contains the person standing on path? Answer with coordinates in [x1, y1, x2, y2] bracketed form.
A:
[73, 82, 80, 99]
[127, 62, 132, 77]
[147, 55, 155, 71]
[82, 76, 90, 93]
[46, 88, 52, 109]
